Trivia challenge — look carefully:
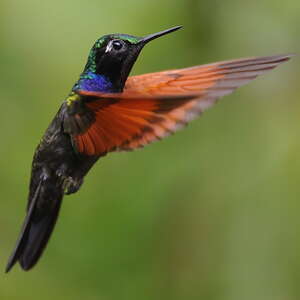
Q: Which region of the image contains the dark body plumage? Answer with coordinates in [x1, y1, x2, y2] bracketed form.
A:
[6, 103, 99, 271]
[6, 26, 292, 272]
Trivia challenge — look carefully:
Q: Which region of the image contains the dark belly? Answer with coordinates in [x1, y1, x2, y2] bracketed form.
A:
[29, 103, 100, 196]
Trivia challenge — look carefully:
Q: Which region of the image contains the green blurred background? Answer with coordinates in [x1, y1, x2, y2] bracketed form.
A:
[1, 0, 300, 299]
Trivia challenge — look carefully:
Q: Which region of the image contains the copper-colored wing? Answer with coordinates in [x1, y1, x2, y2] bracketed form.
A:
[69, 54, 291, 156]
[124, 55, 291, 96]
[65, 94, 196, 155]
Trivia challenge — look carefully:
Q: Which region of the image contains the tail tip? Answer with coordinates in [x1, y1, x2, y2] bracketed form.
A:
[5, 261, 14, 273]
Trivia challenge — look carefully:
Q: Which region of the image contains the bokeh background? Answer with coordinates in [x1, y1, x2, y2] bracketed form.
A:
[1, 0, 300, 299]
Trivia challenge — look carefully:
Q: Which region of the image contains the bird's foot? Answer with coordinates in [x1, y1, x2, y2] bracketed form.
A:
[62, 176, 83, 195]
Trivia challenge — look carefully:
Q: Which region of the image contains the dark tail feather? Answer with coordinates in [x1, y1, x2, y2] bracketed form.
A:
[6, 180, 63, 272]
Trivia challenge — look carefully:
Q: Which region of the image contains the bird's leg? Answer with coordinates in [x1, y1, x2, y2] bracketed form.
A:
[55, 164, 82, 195]
[63, 177, 84, 195]
[56, 164, 68, 179]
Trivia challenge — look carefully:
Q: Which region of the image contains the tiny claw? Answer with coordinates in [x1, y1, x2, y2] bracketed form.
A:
[62, 177, 83, 195]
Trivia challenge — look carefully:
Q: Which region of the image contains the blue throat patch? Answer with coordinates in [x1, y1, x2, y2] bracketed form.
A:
[73, 72, 113, 92]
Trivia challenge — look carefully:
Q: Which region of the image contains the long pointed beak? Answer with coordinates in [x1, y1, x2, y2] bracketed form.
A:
[139, 26, 182, 45]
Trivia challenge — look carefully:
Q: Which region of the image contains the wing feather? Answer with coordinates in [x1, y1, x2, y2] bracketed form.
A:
[66, 54, 292, 156]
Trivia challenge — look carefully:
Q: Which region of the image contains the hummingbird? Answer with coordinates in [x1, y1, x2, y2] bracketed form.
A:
[6, 25, 292, 272]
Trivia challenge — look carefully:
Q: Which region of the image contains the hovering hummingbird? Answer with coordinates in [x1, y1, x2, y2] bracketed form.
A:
[6, 26, 292, 272]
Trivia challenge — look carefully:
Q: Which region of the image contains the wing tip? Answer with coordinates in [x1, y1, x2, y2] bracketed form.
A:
[269, 53, 295, 63]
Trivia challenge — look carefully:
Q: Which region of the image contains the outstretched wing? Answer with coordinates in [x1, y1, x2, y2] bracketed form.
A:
[124, 55, 291, 96]
[65, 55, 291, 156]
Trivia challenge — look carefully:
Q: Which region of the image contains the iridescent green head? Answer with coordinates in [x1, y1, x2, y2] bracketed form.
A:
[81, 26, 182, 92]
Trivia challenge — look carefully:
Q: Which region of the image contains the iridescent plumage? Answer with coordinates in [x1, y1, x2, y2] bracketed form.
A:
[6, 26, 292, 272]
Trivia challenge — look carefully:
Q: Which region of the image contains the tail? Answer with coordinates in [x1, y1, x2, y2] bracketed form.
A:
[6, 178, 64, 272]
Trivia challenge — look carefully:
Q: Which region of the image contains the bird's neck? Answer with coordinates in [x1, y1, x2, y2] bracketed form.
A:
[72, 71, 115, 93]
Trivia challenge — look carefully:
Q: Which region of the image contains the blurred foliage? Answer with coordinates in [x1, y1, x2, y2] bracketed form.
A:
[1, 0, 300, 299]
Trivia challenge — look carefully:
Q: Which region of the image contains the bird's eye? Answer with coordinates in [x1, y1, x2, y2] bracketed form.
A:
[112, 40, 123, 51]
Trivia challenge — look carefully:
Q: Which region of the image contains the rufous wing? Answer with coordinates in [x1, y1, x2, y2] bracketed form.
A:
[70, 54, 291, 156]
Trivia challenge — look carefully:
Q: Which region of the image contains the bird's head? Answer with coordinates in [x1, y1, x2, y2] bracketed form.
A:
[81, 26, 182, 92]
